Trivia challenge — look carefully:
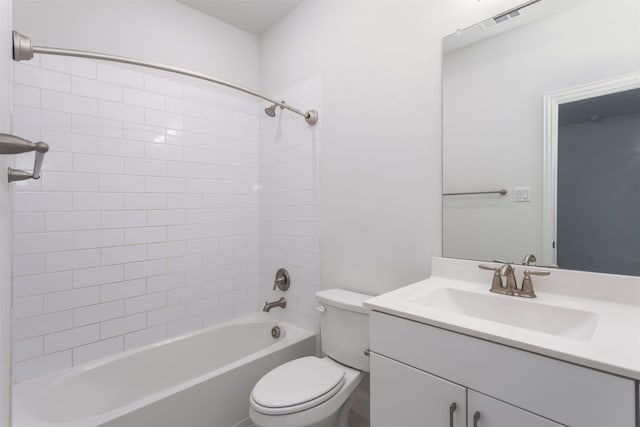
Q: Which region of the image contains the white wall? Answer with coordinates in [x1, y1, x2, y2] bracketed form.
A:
[442, 0, 640, 264]
[12, 0, 259, 89]
[260, 0, 525, 296]
[0, 0, 13, 422]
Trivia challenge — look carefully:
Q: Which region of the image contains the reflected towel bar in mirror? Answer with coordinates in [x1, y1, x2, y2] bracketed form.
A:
[443, 189, 507, 196]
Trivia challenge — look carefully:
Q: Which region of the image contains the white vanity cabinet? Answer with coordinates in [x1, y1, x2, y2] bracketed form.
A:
[369, 311, 636, 427]
[371, 353, 466, 427]
[371, 353, 561, 427]
[466, 390, 561, 427]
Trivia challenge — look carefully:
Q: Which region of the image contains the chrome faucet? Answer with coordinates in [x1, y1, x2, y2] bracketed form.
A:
[479, 263, 550, 298]
[263, 297, 286, 312]
[521, 253, 560, 269]
[500, 263, 518, 294]
[480, 263, 517, 295]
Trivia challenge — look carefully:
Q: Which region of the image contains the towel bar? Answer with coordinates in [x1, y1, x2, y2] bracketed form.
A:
[0, 133, 49, 183]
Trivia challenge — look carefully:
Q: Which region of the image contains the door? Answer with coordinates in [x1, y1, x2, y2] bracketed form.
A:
[468, 390, 562, 427]
[556, 88, 640, 276]
[541, 74, 640, 271]
[371, 353, 466, 427]
[0, 0, 13, 425]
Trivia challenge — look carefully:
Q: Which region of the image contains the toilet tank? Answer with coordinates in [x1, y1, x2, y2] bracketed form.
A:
[316, 289, 372, 372]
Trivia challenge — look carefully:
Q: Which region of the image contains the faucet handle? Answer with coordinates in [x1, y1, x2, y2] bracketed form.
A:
[518, 269, 551, 298]
[526, 270, 551, 276]
[534, 264, 559, 269]
[273, 268, 290, 291]
[479, 264, 504, 293]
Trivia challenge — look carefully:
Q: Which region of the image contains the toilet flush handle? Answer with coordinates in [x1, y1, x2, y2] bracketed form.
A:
[316, 304, 326, 313]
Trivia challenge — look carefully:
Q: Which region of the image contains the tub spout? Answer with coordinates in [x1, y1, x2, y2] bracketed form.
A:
[263, 297, 286, 312]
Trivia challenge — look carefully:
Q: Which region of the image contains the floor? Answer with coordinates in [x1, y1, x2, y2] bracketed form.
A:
[349, 410, 370, 427]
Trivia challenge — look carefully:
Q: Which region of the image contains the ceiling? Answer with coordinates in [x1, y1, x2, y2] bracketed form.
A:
[178, 0, 303, 35]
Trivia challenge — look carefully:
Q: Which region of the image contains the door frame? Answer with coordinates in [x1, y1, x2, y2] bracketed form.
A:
[541, 72, 640, 265]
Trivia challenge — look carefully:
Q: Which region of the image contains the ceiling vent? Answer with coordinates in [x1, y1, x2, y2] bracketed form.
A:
[480, 10, 520, 29]
[480, 0, 541, 30]
[493, 9, 521, 25]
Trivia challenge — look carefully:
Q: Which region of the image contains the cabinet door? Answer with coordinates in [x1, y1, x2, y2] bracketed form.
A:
[371, 353, 466, 427]
[468, 390, 562, 427]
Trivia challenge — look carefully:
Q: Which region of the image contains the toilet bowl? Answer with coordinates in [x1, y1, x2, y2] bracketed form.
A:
[249, 356, 362, 427]
[249, 289, 372, 427]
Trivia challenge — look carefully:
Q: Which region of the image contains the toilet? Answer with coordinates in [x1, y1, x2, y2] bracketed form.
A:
[249, 289, 372, 427]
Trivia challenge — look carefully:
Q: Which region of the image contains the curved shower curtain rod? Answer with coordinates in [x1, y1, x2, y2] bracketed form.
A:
[11, 31, 318, 126]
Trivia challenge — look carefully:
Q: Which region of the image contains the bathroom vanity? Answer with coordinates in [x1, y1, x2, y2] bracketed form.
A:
[365, 258, 640, 427]
[404, 0, 640, 423]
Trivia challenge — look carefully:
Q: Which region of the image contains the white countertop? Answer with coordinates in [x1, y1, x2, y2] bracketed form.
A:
[364, 257, 640, 380]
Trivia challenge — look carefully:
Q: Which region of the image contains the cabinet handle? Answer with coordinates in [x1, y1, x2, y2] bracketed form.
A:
[448, 402, 457, 427]
[473, 411, 481, 427]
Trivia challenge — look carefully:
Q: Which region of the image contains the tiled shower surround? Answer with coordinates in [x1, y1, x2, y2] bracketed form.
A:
[259, 77, 321, 333]
[10, 55, 321, 382]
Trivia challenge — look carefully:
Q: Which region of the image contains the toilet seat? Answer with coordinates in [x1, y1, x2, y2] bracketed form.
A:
[250, 356, 346, 415]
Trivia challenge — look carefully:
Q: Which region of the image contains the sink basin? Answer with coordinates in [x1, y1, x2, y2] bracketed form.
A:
[410, 288, 598, 341]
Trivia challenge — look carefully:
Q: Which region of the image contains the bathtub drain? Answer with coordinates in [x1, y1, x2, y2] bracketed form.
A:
[271, 326, 281, 339]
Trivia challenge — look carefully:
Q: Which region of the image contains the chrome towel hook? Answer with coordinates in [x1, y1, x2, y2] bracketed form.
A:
[0, 133, 49, 182]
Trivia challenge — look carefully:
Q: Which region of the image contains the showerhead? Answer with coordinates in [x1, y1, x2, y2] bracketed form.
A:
[264, 104, 277, 118]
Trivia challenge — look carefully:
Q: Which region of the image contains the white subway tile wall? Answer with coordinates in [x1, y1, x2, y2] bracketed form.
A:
[259, 77, 322, 333]
[11, 56, 265, 383]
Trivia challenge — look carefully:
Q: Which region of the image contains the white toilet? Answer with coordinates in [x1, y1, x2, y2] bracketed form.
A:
[249, 289, 372, 427]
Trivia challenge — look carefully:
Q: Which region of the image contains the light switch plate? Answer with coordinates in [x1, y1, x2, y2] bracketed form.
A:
[514, 186, 531, 202]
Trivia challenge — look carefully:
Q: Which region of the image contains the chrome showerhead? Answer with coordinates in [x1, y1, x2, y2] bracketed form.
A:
[264, 104, 278, 118]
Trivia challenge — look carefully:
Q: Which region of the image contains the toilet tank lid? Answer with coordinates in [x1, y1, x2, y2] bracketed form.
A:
[316, 289, 373, 314]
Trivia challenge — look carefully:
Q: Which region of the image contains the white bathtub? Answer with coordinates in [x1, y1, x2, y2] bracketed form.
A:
[13, 313, 316, 427]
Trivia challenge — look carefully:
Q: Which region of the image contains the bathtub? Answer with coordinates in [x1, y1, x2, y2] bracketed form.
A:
[13, 312, 316, 427]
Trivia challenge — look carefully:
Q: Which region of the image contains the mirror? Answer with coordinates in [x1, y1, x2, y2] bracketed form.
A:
[442, 0, 640, 275]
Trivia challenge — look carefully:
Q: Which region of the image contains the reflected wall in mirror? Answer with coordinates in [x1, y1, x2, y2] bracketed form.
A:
[442, 0, 640, 275]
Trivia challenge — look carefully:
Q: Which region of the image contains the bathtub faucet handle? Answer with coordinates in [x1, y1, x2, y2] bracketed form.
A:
[273, 268, 290, 291]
